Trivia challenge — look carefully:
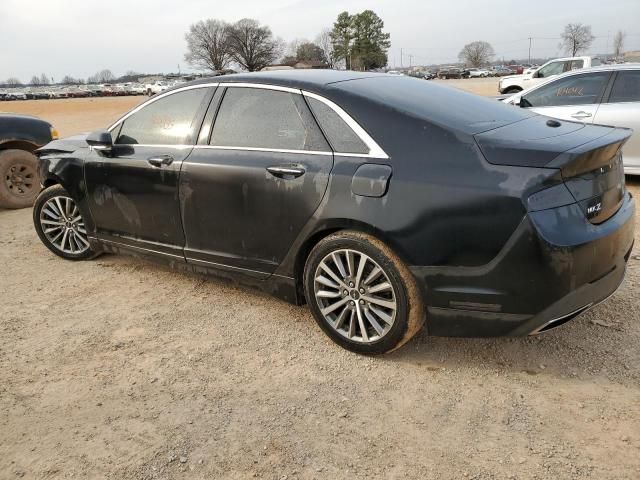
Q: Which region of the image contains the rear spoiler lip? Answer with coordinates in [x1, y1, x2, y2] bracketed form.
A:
[546, 127, 633, 178]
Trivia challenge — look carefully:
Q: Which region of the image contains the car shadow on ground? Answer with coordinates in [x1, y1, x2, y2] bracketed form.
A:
[386, 284, 639, 384]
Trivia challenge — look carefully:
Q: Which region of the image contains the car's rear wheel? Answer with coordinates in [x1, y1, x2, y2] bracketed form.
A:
[304, 231, 425, 354]
[0, 149, 40, 209]
[33, 184, 97, 260]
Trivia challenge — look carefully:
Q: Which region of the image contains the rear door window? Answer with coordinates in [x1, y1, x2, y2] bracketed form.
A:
[522, 72, 610, 107]
[114, 87, 209, 145]
[607, 71, 640, 103]
[210, 87, 329, 152]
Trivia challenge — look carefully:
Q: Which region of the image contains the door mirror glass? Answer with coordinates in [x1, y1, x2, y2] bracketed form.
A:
[86, 130, 113, 151]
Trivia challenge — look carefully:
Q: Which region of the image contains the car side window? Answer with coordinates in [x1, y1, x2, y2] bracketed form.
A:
[607, 71, 640, 103]
[521, 72, 610, 108]
[537, 61, 564, 78]
[114, 87, 209, 145]
[210, 87, 329, 152]
[305, 96, 369, 155]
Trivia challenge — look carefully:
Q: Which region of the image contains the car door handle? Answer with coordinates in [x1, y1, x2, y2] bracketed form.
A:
[147, 155, 174, 167]
[266, 165, 305, 178]
[570, 111, 592, 119]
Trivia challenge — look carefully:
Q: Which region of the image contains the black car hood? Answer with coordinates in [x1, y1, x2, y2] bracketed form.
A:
[37, 133, 89, 155]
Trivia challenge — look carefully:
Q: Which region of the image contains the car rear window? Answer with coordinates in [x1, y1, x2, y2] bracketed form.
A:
[608, 70, 640, 103]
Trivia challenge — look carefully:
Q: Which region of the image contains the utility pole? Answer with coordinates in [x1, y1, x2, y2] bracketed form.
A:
[528, 37, 532, 64]
[606, 31, 610, 61]
[400, 48, 403, 68]
[409, 54, 413, 68]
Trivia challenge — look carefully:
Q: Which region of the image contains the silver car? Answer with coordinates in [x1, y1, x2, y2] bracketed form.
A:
[503, 64, 640, 175]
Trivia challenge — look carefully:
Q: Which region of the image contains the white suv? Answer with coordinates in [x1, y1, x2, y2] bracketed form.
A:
[498, 56, 600, 94]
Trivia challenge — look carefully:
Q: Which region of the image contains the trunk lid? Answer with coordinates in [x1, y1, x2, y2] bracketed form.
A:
[475, 116, 632, 224]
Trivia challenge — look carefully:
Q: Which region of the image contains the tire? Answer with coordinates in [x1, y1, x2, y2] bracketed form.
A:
[0, 149, 40, 209]
[32, 184, 97, 261]
[303, 231, 425, 355]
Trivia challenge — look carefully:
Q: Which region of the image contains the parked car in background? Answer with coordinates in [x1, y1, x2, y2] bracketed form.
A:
[503, 64, 640, 175]
[468, 68, 491, 78]
[507, 65, 524, 74]
[0, 113, 58, 208]
[145, 81, 169, 96]
[499, 56, 601, 94]
[33, 71, 634, 354]
[130, 83, 146, 95]
[490, 66, 513, 77]
[438, 67, 465, 79]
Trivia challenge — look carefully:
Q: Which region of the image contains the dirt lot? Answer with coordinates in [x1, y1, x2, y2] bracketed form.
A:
[4, 96, 144, 137]
[1, 82, 640, 479]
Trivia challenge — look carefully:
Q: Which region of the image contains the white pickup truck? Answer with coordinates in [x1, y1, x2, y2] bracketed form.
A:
[144, 81, 169, 96]
[498, 56, 601, 94]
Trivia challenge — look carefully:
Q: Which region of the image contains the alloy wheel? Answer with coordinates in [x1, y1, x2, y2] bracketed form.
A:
[39, 196, 90, 254]
[313, 248, 397, 344]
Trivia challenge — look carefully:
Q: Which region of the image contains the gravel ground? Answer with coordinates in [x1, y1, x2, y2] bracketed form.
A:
[1, 90, 639, 479]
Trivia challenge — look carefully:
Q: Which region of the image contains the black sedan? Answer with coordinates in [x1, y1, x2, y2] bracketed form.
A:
[33, 71, 635, 354]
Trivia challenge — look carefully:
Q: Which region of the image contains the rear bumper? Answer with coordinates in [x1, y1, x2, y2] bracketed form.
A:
[411, 192, 635, 337]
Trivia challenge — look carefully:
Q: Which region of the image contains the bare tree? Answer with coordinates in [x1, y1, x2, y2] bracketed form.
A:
[613, 30, 626, 59]
[227, 19, 282, 72]
[30, 75, 41, 86]
[458, 41, 495, 67]
[61, 75, 79, 85]
[5, 77, 22, 87]
[560, 23, 594, 56]
[286, 38, 306, 58]
[88, 69, 115, 83]
[39, 73, 50, 85]
[184, 19, 232, 72]
[316, 28, 335, 68]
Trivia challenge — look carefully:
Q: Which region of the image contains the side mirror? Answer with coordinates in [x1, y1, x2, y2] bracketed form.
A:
[86, 130, 113, 152]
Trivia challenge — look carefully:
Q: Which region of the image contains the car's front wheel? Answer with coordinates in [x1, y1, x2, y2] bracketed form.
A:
[304, 231, 425, 354]
[33, 184, 97, 260]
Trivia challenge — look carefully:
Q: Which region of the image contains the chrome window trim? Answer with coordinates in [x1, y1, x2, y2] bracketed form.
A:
[106, 144, 194, 149]
[221, 82, 301, 94]
[193, 145, 333, 156]
[107, 81, 389, 160]
[302, 90, 389, 159]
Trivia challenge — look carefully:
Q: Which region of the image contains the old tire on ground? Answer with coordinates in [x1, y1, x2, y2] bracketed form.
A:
[304, 231, 425, 355]
[0, 149, 40, 209]
[32, 184, 97, 261]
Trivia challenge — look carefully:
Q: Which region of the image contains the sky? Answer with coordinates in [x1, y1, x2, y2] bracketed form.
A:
[1, 0, 639, 82]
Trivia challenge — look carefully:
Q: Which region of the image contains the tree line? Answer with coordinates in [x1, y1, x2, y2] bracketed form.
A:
[184, 10, 391, 73]
[458, 24, 628, 68]
[3, 19, 629, 86]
